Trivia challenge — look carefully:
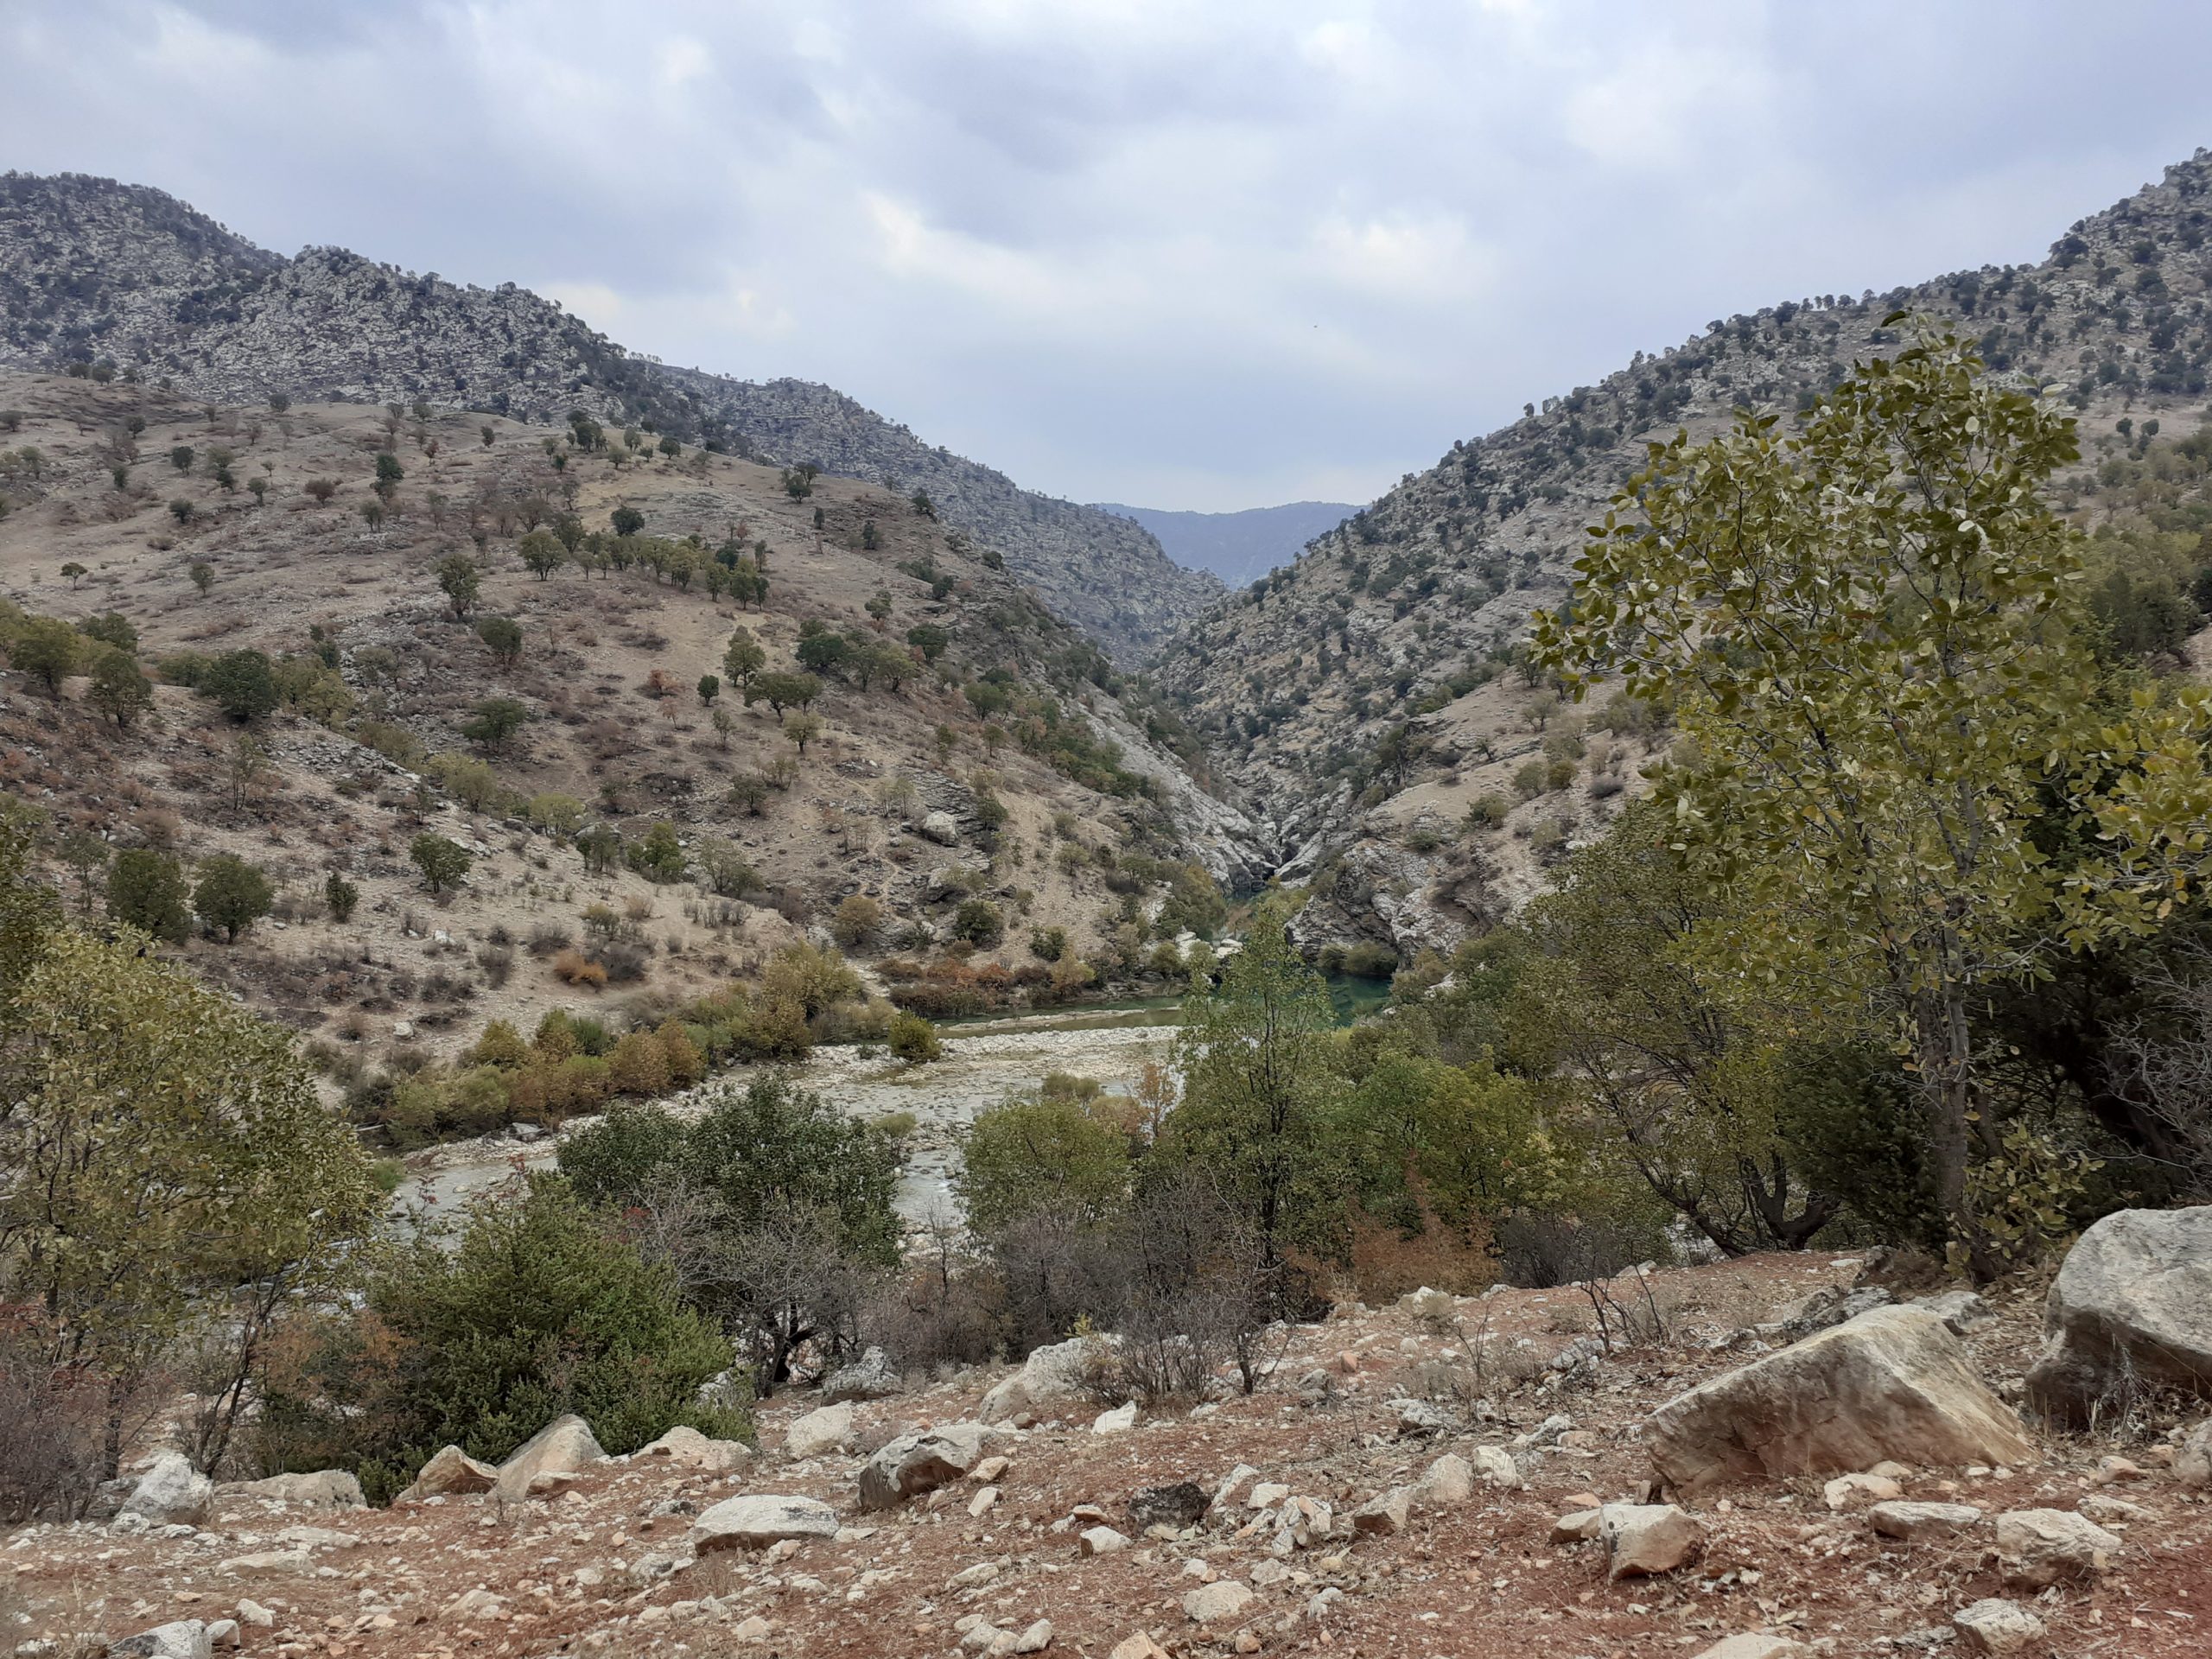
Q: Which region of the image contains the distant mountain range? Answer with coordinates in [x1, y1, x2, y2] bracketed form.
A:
[0, 171, 1219, 662]
[1093, 500, 1357, 586]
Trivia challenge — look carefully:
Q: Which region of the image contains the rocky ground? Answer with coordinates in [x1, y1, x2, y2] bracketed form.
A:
[10, 1249, 2209, 1659]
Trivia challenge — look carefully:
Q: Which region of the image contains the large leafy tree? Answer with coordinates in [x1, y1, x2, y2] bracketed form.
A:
[1535, 327, 2212, 1277]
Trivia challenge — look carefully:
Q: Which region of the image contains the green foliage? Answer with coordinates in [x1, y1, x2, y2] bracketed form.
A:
[86, 647, 152, 728]
[749, 671, 820, 714]
[9, 616, 77, 695]
[106, 849, 190, 943]
[202, 649, 278, 721]
[193, 854, 274, 942]
[906, 623, 950, 663]
[77, 613, 137, 655]
[461, 696, 529, 750]
[956, 1095, 1131, 1233]
[324, 871, 359, 924]
[434, 553, 480, 620]
[887, 1010, 942, 1064]
[409, 834, 472, 895]
[952, 898, 1003, 945]
[1155, 865, 1227, 941]
[476, 615, 523, 666]
[626, 822, 687, 883]
[518, 530, 563, 579]
[722, 627, 766, 689]
[610, 505, 645, 536]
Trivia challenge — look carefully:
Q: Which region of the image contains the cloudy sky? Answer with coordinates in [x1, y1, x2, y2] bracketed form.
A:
[7, 2, 2212, 511]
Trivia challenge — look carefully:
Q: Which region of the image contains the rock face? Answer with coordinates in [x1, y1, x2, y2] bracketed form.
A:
[858, 1424, 988, 1510]
[1645, 1306, 2034, 1496]
[220, 1470, 365, 1511]
[121, 1452, 212, 1527]
[1993, 1508, 2121, 1588]
[2024, 1205, 2212, 1424]
[492, 1414, 606, 1503]
[785, 1402, 856, 1460]
[690, 1495, 840, 1553]
[397, 1446, 499, 1503]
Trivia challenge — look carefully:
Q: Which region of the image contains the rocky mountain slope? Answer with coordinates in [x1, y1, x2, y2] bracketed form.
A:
[8, 1238, 2209, 1659]
[1154, 148, 2212, 957]
[0, 368, 1263, 1077]
[0, 173, 1217, 663]
[1091, 501, 1360, 586]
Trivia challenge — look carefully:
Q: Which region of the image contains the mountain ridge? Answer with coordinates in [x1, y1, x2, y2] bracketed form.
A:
[0, 171, 1218, 663]
[1090, 499, 1360, 585]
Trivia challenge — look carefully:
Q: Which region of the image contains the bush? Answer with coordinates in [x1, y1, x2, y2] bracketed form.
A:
[203, 649, 278, 721]
[1028, 925, 1068, 962]
[830, 893, 882, 949]
[323, 872, 359, 924]
[107, 848, 190, 942]
[952, 898, 1003, 945]
[887, 1011, 943, 1064]
[194, 854, 274, 942]
[410, 834, 471, 895]
[956, 1096, 1130, 1234]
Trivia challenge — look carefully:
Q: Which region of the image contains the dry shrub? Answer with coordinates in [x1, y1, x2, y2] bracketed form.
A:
[552, 947, 608, 988]
[0, 1325, 117, 1522]
[1345, 1200, 1498, 1303]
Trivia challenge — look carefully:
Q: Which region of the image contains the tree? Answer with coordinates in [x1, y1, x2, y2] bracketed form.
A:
[202, 650, 278, 721]
[60, 562, 86, 588]
[783, 712, 822, 754]
[1533, 327, 2212, 1279]
[956, 1096, 1128, 1233]
[302, 477, 338, 504]
[723, 627, 766, 690]
[780, 466, 815, 501]
[105, 849, 190, 943]
[323, 871, 359, 924]
[751, 671, 819, 715]
[476, 614, 523, 666]
[696, 673, 720, 707]
[610, 505, 645, 537]
[0, 925, 381, 1478]
[1158, 906, 1343, 1264]
[168, 499, 194, 525]
[169, 445, 194, 473]
[518, 530, 563, 579]
[434, 553, 480, 620]
[462, 696, 529, 751]
[374, 451, 404, 490]
[906, 623, 950, 663]
[627, 822, 687, 884]
[952, 898, 1002, 945]
[910, 489, 936, 520]
[866, 588, 893, 631]
[410, 833, 472, 895]
[188, 561, 213, 596]
[193, 854, 274, 942]
[796, 628, 849, 677]
[79, 613, 137, 654]
[695, 839, 760, 899]
[9, 617, 78, 696]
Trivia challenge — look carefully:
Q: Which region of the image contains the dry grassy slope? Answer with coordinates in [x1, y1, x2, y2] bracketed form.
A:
[0, 372, 1239, 1064]
[4, 1250, 2208, 1659]
[1160, 147, 2212, 957]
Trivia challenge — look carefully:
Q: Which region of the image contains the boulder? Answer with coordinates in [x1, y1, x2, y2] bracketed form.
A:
[690, 1495, 840, 1553]
[219, 1470, 365, 1511]
[1129, 1482, 1210, 1530]
[493, 1414, 605, 1503]
[397, 1446, 498, 1503]
[2024, 1205, 2212, 1425]
[1550, 1509, 1603, 1544]
[785, 1402, 856, 1460]
[1471, 1446, 1521, 1489]
[203, 1624, 238, 1653]
[820, 1346, 904, 1403]
[441, 1589, 506, 1623]
[1397, 1287, 1455, 1325]
[1867, 1501, 1985, 1541]
[1821, 1471, 1902, 1510]
[111, 1625, 209, 1659]
[1182, 1580, 1255, 1624]
[1913, 1290, 1994, 1336]
[120, 1452, 212, 1528]
[1993, 1507, 2120, 1588]
[1351, 1487, 1411, 1535]
[859, 1423, 988, 1510]
[1599, 1503, 1703, 1580]
[1952, 1599, 2045, 1656]
[919, 811, 961, 846]
[1415, 1453, 1474, 1506]
[1645, 1306, 2033, 1496]
[637, 1425, 751, 1472]
[2177, 1419, 2212, 1487]
[1092, 1402, 1137, 1434]
[1079, 1525, 1129, 1556]
[979, 1334, 1109, 1423]
[1109, 1637, 1169, 1659]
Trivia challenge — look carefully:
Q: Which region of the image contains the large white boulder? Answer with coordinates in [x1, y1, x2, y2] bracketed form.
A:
[978, 1335, 1110, 1424]
[2024, 1205, 2212, 1425]
[1645, 1306, 2033, 1496]
[858, 1422, 989, 1510]
[691, 1495, 840, 1553]
[120, 1452, 213, 1527]
[1599, 1503, 1702, 1580]
[492, 1414, 605, 1502]
[785, 1401, 856, 1459]
[1993, 1508, 2120, 1588]
[397, 1445, 499, 1503]
[219, 1470, 365, 1511]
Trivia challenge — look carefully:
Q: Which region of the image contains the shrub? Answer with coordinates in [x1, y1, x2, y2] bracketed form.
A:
[956, 1096, 1130, 1234]
[1028, 925, 1069, 962]
[830, 893, 883, 948]
[323, 871, 360, 924]
[193, 854, 274, 942]
[409, 834, 472, 895]
[552, 947, 608, 988]
[952, 898, 1003, 945]
[887, 1011, 943, 1064]
[106, 848, 190, 942]
[203, 649, 279, 721]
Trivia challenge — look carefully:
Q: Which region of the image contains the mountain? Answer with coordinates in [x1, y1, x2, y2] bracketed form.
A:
[1154, 147, 2212, 957]
[1090, 499, 1359, 586]
[0, 172, 1218, 663]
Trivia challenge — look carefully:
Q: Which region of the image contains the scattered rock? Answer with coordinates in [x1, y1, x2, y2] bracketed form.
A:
[785, 1402, 856, 1460]
[636, 1425, 749, 1472]
[1689, 1637, 1808, 1659]
[1212, 1464, 1260, 1508]
[1091, 1402, 1137, 1434]
[201, 1625, 236, 1654]
[1391, 1398, 1454, 1437]
[1397, 1287, 1455, 1325]
[120, 1452, 212, 1528]
[1012, 1620, 1053, 1654]
[919, 810, 961, 846]
[732, 1615, 772, 1643]
[219, 1470, 364, 1511]
[1079, 1525, 1130, 1556]
[441, 1589, 506, 1624]
[1129, 1482, 1209, 1530]
[1415, 1452, 1473, 1505]
[691, 1494, 841, 1553]
[1952, 1599, 2046, 1656]
[1551, 1509, 1603, 1544]
[1183, 1580, 1256, 1624]
[1471, 1446, 1521, 1489]
[978, 1335, 1110, 1424]
[2026, 1205, 2212, 1423]
[1821, 1471, 1903, 1510]
[1779, 1284, 1893, 1339]
[492, 1414, 605, 1503]
[1108, 1637, 1169, 1659]
[1994, 1507, 2121, 1588]
[396, 1445, 498, 1503]
[111, 1625, 208, 1659]
[1867, 1501, 1984, 1541]
[1913, 1290, 1994, 1336]
[1599, 1503, 1703, 1580]
[231, 1605, 272, 1630]
[1645, 1306, 2034, 1496]
[2173, 1419, 2212, 1486]
[1248, 1482, 1290, 1509]
[859, 1423, 989, 1510]
[968, 1486, 1000, 1517]
[820, 1346, 904, 1403]
[2077, 1492, 2147, 1523]
[1351, 1487, 1411, 1535]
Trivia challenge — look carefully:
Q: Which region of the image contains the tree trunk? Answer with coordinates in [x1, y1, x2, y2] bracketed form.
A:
[1920, 989, 1999, 1283]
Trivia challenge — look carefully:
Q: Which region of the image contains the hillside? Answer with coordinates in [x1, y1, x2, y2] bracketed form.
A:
[0, 173, 1219, 663]
[1091, 500, 1360, 586]
[0, 369, 1265, 1094]
[1154, 147, 2212, 957]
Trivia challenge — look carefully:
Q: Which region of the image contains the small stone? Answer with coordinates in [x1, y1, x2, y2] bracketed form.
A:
[1599, 1503, 1703, 1580]
[232, 1605, 272, 1631]
[111, 1626, 207, 1659]
[974, 1456, 1011, 1484]
[1953, 1598, 2046, 1656]
[1471, 1446, 1520, 1489]
[1212, 1465, 1260, 1509]
[441, 1590, 506, 1624]
[1092, 1402, 1137, 1434]
[1012, 1619, 1052, 1653]
[1822, 1471, 1903, 1510]
[1688, 1637, 1808, 1659]
[733, 1615, 772, 1643]
[1248, 1482, 1289, 1509]
[1079, 1525, 1129, 1556]
[1550, 1509, 1603, 1544]
[2077, 1492, 2148, 1522]
[1351, 1487, 1411, 1535]
[968, 1485, 1001, 1517]
[1182, 1580, 1256, 1624]
[948, 1561, 999, 1589]
[1866, 1501, 1984, 1541]
[1107, 1637, 1168, 1659]
[1994, 1507, 2121, 1588]
[1416, 1453, 1473, 1505]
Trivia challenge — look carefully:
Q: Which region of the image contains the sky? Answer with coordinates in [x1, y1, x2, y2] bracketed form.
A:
[7, 3, 2212, 512]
